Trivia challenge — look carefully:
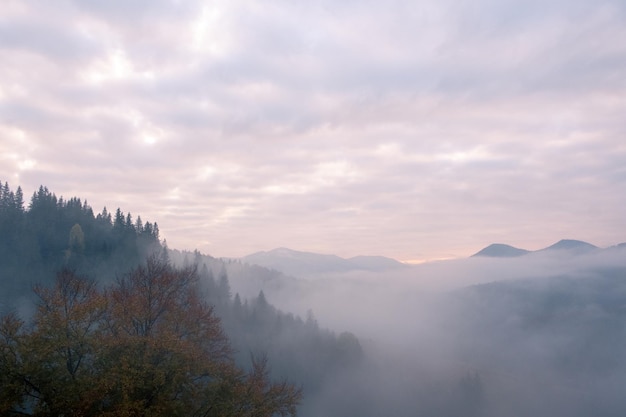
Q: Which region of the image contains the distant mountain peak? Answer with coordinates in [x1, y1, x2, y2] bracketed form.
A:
[541, 239, 597, 252]
[347, 255, 408, 271]
[472, 239, 602, 258]
[242, 248, 405, 276]
[471, 243, 530, 258]
[267, 247, 303, 257]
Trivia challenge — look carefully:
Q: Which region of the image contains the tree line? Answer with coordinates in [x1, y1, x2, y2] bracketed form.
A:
[0, 182, 161, 311]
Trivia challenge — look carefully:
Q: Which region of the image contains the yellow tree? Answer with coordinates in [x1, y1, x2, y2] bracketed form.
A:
[0, 256, 301, 417]
[0, 268, 107, 416]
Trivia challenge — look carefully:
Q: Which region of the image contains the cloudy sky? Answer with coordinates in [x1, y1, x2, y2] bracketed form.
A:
[1, 0, 625, 262]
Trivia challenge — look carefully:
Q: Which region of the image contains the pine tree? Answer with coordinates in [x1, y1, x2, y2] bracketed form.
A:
[113, 208, 125, 231]
[98, 206, 112, 225]
[218, 266, 232, 302]
[1, 182, 11, 210]
[125, 212, 134, 230]
[134, 215, 143, 232]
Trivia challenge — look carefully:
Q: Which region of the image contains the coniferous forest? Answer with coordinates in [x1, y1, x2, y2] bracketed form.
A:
[0, 182, 161, 311]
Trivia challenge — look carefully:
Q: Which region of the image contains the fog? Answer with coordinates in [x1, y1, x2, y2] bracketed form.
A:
[224, 246, 626, 416]
[231, 247, 626, 335]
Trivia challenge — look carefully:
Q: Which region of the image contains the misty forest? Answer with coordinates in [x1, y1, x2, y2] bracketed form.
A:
[1, 181, 626, 417]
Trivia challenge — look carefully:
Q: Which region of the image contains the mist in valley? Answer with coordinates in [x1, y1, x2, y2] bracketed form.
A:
[204, 244, 626, 417]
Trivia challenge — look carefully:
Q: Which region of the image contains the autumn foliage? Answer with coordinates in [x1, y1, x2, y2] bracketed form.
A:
[0, 256, 301, 417]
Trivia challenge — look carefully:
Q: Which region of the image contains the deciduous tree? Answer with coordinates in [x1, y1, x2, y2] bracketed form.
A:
[0, 257, 301, 417]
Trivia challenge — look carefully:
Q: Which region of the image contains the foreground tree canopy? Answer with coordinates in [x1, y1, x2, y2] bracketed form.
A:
[0, 256, 301, 417]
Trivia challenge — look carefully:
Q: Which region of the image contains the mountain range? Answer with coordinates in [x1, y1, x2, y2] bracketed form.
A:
[470, 239, 622, 258]
[238, 240, 625, 278]
[240, 247, 408, 277]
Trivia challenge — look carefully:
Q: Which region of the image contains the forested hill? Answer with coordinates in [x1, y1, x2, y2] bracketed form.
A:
[0, 182, 162, 311]
[0, 183, 365, 416]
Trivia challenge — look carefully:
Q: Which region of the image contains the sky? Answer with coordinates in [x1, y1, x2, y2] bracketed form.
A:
[1, 0, 625, 262]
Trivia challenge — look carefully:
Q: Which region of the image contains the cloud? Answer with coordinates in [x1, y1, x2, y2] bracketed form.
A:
[1, 0, 625, 260]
